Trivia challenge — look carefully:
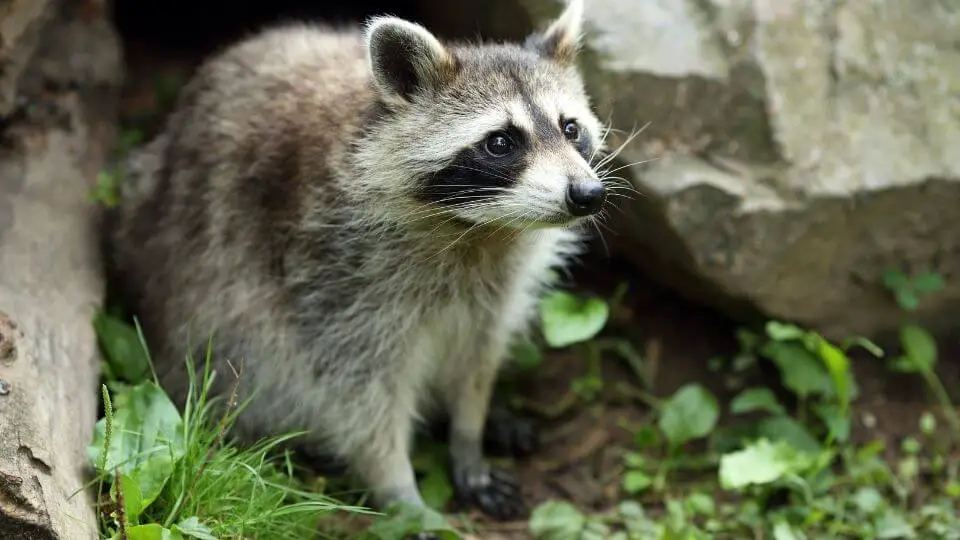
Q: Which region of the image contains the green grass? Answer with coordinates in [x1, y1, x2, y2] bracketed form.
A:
[87, 315, 380, 539]
[88, 311, 471, 540]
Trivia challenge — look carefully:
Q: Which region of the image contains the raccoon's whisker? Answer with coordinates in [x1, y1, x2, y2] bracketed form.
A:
[396, 205, 501, 228]
[424, 205, 523, 235]
[600, 177, 644, 199]
[398, 203, 491, 223]
[603, 192, 635, 204]
[417, 200, 533, 235]
[603, 185, 640, 201]
[593, 121, 650, 170]
[590, 217, 611, 258]
[483, 211, 529, 241]
[397, 197, 510, 221]
[424, 183, 513, 192]
[446, 165, 516, 184]
[598, 157, 658, 177]
[426, 210, 525, 261]
[401, 201, 523, 230]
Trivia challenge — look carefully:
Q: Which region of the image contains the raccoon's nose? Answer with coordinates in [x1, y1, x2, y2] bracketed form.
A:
[565, 180, 606, 217]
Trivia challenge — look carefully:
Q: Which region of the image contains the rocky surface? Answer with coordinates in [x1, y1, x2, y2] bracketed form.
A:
[510, 0, 960, 340]
[0, 0, 122, 537]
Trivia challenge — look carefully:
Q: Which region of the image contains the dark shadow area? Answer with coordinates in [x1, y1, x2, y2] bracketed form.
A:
[112, 0, 425, 55]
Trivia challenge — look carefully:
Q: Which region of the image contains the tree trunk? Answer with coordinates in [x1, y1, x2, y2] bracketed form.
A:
[0, 0, 123, 537]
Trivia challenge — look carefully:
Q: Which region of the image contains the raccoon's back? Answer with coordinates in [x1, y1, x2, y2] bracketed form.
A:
[104, 23, 378, 370]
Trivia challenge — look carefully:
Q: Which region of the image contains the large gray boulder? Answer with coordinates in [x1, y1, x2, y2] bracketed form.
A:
[512, 0, 960, 340]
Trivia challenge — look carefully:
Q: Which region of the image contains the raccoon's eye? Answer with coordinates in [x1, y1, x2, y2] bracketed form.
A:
[484, 132, 515, 157]
[562, 120, 581, 141]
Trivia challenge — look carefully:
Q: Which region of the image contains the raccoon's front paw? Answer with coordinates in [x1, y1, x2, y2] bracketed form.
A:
[483, 407, 539, 458]
[452, 464, 525, 521]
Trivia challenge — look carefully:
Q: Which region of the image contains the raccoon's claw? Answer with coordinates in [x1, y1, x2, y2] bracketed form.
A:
[483, 407, 540, 458]
[453, 466, 526, 521]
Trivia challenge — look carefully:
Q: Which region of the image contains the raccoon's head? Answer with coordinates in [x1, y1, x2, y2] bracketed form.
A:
[361, 0, 609, 230]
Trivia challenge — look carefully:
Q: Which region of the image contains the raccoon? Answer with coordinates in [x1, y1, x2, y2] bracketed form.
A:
[105, 0, 610, 521]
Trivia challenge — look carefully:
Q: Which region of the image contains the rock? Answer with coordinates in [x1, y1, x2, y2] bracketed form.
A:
[0, 0, 122, 537]
[512, 0, 960, 340]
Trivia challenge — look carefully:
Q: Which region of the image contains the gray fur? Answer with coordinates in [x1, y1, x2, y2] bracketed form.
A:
[105, 0, 608, 516]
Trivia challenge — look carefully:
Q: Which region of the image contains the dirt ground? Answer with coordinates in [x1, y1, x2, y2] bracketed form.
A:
[110, 25, 960, 540]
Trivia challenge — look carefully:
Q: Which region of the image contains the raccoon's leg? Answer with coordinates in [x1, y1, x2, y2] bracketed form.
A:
[346, 401, 426, 511]
[445, 356, 525, 520]
[483, 405, 539, 458]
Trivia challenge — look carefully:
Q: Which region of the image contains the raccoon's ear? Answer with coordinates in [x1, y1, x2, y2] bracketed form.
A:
[525, 0, 585, 66]
[364, 16, 456, 105]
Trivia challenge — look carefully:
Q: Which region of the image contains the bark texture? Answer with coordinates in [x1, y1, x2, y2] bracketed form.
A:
[0, 0, 123, 537]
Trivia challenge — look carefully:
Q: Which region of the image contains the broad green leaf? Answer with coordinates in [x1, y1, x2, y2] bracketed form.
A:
[87, 382, 186, 510]
[684, 493, 715, 516]
[617, 500, 645, 521]
[815, 336, 853, 407]
[945, 481, 960, 498]
[882, 269, 910, 291]
[411, 442, 454, 511]
[623, 451, 646, 468]
[658, 383, 720, 447]
[813, 403, 851, 442]
[419, 463, 454, 511]
[761, 341, 831, 398]
[622, 471, 653, 494]
[875, 510, 917, 539]
[94, 312, 151, 383]
[899, 323, 937, 371]
[757, 416, 822, 454]
[718, 439, 815, 489]
[912, 272, 945, 294]
[539, 291, 609, 348]
[173, 517, 217, 540]
[112, 524, 185, 540]
[853, 487, 884, 515]
[364, 502, 459, 540]
[765, 321, 807, 342]
[895, 289, 920, 311]
[511, 340, 543, 371]
[117, 473, 144, 525]
[773, 521, 805, 540]
[529, 500, 587, 540]
[730, 387, 786, 416]
[582, 519, 611, 540]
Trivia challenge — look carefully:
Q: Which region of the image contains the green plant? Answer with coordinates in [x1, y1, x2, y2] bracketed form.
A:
[91, 129, 143, 208]
[529, 305, 960, 539]
[883, 269, 945, 311]
[526, 282, 647, 401]
[881, 270, 960, 437]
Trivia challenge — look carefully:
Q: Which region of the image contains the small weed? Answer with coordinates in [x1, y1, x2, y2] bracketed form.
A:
[525, 281, 647, 402]
[90, 128, 143, 208]
[883, 269, 945, 312]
